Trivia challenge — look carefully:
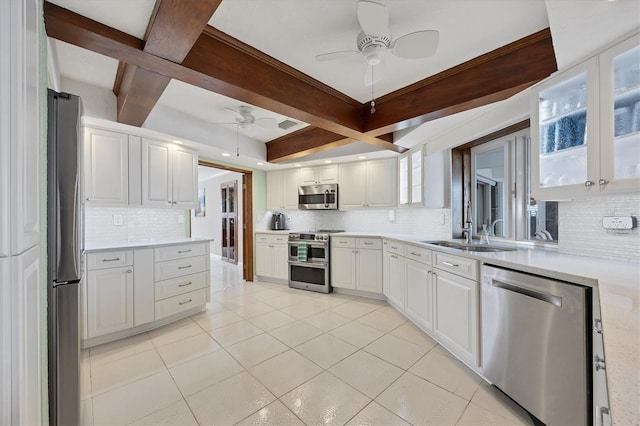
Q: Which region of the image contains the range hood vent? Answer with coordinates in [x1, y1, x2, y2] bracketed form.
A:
[278, 119, 298, 130]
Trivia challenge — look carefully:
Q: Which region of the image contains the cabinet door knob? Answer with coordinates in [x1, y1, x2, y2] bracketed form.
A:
[168, 201, 172, 204]
[598, 179, 609, 186]
[126, 269, 133, 273]
[584, 180, 595, 187]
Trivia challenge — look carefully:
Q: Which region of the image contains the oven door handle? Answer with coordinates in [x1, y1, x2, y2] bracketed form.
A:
[288, 260, 328, 268]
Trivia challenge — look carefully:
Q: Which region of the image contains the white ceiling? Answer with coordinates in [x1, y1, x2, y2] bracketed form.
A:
[47, 0, 640, 168]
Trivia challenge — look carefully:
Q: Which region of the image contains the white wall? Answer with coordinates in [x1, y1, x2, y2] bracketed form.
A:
[84, 206, 187, 245]
[191, 171, 244, 262]
[59, 76, 116, 120]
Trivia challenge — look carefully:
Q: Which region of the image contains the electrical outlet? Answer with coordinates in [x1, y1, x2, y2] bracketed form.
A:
[178, 214, 185, 224]
[113, 214, 124, 226]
[602, 216, 637, 230]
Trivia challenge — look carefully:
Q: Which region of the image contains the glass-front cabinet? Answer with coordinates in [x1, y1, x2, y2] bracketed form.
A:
[398, 146, 424, 207]
[531, 32, 640, 199]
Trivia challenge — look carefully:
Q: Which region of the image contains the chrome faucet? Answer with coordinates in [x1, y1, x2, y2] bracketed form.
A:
[462, 201, 473, 243]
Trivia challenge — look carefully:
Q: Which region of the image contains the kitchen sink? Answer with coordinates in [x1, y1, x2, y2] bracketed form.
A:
[420, 240, 517, 252]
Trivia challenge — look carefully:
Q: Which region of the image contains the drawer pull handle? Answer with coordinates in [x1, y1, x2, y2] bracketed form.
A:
[178, 299, 193, 306]
[391, 255, 398, 259]
[126, 269, 133, 274]
[178, 265, 192, 270]
[178, 249, 192, 253]
[391, 246, 398, 250]
[102, 257, 120, 262]
[410, 252, 421, 257]
[442, 261, 459, 267]
[363, 242, 373, 245]
[178, 282, 192, 287]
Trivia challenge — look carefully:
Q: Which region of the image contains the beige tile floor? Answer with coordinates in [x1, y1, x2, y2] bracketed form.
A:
[80, 258, 534, 426]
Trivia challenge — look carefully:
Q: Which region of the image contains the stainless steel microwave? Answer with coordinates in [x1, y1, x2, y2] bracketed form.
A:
[298, 184, 338, 210]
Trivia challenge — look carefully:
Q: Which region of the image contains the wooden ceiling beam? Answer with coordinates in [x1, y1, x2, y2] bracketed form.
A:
[362, 28, 557, 135]
[115, 0, 222, 126]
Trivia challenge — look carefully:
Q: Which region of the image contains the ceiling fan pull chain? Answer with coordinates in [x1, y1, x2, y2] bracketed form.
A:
[236, 125, 240, 156]
[370, 68, 376, 114]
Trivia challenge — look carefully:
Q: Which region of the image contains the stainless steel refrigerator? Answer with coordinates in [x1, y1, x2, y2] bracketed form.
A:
[47, 89, 81, 426]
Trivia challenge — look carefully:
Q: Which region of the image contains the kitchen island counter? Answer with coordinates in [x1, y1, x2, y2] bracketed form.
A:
[83, 237, 214, 253]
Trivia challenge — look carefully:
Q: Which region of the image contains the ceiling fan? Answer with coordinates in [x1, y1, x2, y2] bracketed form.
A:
[315, 0, 439, 87]
[214, 105, 281, 156]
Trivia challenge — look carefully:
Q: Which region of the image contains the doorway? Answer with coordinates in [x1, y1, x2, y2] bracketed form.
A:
[196, 161, 254, 282]
[220, 180, 238, 264]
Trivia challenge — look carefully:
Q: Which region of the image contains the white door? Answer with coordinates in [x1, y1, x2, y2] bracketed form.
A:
[298, 167, 317, 185]
[433, 269, 478, 366]
[141, 139, 172, 207]
[339, 162, 366, 209]
[367, 158, 396, 208]
[0, 257, 9, 423]
[83, 127, 129, 205]
[357, 249, 382, 293]
[171, 146, 198, 207]
[87, 266, 134, 338]
[330, 247, 355, 289]
[317, 164, 338, 183]
[387, 254, 405, 308]
[266, 171, 283, 210]
[255, 242, 273, 277]
[272, 243, 289, 280]
[405, 260, 432, 331]
[283, 169, 300, 210]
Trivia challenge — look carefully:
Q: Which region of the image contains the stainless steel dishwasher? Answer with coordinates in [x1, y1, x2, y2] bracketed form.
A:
[481, 265, 592, 426]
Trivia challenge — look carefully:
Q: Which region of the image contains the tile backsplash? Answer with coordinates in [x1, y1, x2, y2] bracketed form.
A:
[558, 193, 640, 263]
[84, 206, 187, 244]
[258, 208, 451, 240]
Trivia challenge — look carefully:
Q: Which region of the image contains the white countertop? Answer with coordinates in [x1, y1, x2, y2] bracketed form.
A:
[83, 237, 214, 253]
[338, 232, 639, 424]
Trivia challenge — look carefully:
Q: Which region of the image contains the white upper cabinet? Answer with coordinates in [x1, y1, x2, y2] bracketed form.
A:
[299, 164, 338, 185]
[83, 127, 129, 205]
[339, 158, 396, 209]
[141, 139, 198, 208]
[266, 169, 299, 211]
[531, 32, 640, 199]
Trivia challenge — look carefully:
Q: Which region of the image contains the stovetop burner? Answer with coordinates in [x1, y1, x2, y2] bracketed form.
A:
[288, 230, 344, 242]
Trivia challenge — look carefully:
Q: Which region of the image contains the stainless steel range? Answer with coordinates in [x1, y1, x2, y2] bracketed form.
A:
[288, 230, 343, 293]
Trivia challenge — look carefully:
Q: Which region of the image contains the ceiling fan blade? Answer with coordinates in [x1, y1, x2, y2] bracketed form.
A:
[255, 117, 278, 129]
[223, 107, 242, 119]
[391, 30, 439, 59]
[364, 61, 385, 87]
[357, 0, 389, 36]
[315, 50, 360, 62]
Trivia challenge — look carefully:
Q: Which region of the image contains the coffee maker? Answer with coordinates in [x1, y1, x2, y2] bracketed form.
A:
[271, 212, 286, 230]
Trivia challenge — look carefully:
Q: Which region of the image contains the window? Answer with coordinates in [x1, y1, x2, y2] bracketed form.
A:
[455, 123, 559, 244]
[398, 146, 424, 207]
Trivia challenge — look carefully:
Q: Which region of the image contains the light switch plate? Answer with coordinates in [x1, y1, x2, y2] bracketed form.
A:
[602, 216, 637, 230]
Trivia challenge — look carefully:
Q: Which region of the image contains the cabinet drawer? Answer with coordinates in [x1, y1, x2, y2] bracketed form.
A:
[87, 250, 133, 270]
[155, 288, 208, 320]
[154, 243, 208, 262]
[273, 234, 288, 243]
[357, 238, 382, 250]
[155, 271, 209, 301]
[385, 240, 404, 255]
[154, 255, 209, 281]
[405, 245, 431, 265]
[332, 237, 355, 248]
[434, 252, 478, 280]
[255, 233, 272, 243]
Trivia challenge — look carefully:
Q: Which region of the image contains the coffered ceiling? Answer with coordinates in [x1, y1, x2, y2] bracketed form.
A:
[44, 0, 639, 166]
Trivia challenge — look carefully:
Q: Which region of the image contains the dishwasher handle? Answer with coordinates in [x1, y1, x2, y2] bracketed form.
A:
[492, 279, 562, 307]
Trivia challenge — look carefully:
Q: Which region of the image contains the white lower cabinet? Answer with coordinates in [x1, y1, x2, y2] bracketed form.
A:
[433, 266, 479, 367]
[405, 259, 433, 332]
[86, 265, 134, 338]
[255, 233, 289, 280]
[83, 242, 210, 346]
[385, 252, 406, 306]
[331, 237, 382, 293]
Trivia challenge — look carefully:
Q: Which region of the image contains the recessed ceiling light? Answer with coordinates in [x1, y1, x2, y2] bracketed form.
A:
[358, 156, 366, 160]
[295, 164, 301, 167]
[257, 162, 264, 166]
[324, 160, 332, 163]
[222, 153, 231, 157]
